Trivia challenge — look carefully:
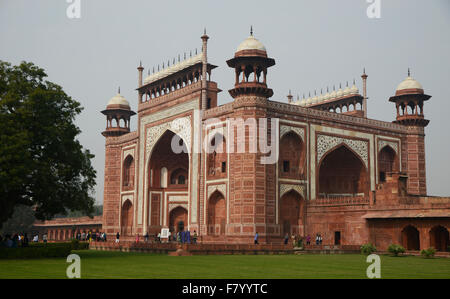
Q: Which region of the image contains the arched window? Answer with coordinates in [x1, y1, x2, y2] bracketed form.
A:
[207, 134, 227, 179]
[279, 131, 305, 180]
[378, 145, 397, 182]
[170, 168, 188, 186]
[122, 155, 134, 190]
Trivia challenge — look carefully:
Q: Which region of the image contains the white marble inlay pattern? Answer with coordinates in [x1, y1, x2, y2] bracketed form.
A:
[146, 116, 191, 156]
[168, 203, 188, 213]
[378, 139, 398, 154]
[280, 125, 305, 142]
[280, 184, 305, 198]
[207, 184, 226, 199]
[317, 134, 368, 168]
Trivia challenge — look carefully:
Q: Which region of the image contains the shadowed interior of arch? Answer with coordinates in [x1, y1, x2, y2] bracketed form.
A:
[318, 144, 368, 198]
[147, 130, 189, 234]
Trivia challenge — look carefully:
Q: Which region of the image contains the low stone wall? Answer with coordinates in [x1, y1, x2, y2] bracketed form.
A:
[89, 241, 297, 255]
[89, 241, 365, 255]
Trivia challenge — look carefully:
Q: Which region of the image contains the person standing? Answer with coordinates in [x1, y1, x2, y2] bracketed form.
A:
[306, 234, 311, 246]
[136, 234, 140, 244]
[115, 232, 120, 244]
[254, 232, 259, 245]
[43, 233, 47, 243]
[193, 231, 198, 244]
[284, 233, 289, 245]
[144, 232, 149, 243]
[22, 233, 29, 247]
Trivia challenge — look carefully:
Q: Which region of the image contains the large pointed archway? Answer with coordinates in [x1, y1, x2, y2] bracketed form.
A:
[279, 190, 304, 236]
[148, 130, 189, 232]
[318, 145, 368, 198]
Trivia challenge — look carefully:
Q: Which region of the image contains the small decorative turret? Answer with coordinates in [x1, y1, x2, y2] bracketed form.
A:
[226, 27, 276, 99]
[389, 69, 431, 127]
[101, 88, 136, 137]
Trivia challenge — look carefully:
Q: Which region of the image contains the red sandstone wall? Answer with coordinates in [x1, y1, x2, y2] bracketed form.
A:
[103, 144, 123, 235]
[405, 130, 427, 195]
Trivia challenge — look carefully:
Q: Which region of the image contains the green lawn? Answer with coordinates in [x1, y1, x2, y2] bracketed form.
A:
[0, 250, 449, 279]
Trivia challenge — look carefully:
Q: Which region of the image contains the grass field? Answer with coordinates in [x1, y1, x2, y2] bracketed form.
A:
[0, 250, 449, 279]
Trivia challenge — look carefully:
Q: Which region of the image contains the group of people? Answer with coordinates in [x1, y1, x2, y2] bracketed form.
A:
[0, 233, 40, 248]
[0, 234, 28, 248]
[122, 230, 199, 245]
[279, 233, 324, 247]
[75, 231, 107, 242]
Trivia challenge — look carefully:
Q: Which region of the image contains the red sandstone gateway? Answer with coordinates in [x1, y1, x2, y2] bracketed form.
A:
[36, 30, 449, 252]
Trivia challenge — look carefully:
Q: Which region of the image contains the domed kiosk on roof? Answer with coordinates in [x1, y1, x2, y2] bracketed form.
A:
[389, 69, 431, 127]
[227, 27, 276, 99]
[101, 88, 136, 137]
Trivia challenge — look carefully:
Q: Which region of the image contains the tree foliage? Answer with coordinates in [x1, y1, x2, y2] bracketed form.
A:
[0, 204, 36, 235]
[0, 60, 96, 228]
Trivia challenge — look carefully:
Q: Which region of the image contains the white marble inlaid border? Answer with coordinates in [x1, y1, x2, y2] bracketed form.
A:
[138, 99, 199, 227]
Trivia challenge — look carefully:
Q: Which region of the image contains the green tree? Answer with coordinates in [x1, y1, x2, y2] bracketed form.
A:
[0, 204, 36, 235]
[0, 60, 96, 228]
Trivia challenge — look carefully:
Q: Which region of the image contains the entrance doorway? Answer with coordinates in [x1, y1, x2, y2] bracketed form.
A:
[335, 231, 341, 245]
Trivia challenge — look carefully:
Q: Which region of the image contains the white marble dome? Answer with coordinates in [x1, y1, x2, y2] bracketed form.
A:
[107, 92, 130, 108]
[236, 35, 267, 53]
[396, 76, 423, 92]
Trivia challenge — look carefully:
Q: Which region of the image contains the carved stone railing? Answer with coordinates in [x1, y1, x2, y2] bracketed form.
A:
[309, 196, 370, 206]
[266, 100, 408, 133]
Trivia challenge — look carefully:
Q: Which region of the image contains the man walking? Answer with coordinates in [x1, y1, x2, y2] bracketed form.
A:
[254, 232, 259, 245]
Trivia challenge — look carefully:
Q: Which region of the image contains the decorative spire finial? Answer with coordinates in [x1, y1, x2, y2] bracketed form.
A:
[250, 25, 253, 36]
[408, 67, 411, 77]
[204, 27, 206, 35]
[118, 86, 120, 94]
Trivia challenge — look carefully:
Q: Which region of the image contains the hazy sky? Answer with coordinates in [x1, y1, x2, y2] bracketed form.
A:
[1, 0, 449, 202]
